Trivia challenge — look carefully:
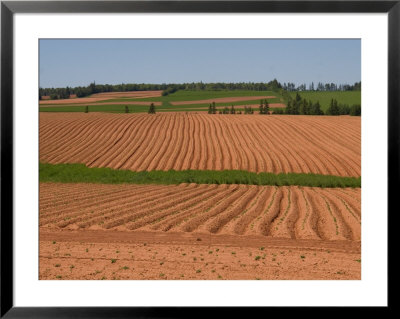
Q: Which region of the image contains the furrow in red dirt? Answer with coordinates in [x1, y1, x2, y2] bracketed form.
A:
[203, 186, 260, 234]
[40, 113, 360, 176]
[221, 187, 270, 235]
[99, 184, 204, 229]
[122, 185, 215, 231]
[40, 183, 360, 243]
[149, 185, 232, 232]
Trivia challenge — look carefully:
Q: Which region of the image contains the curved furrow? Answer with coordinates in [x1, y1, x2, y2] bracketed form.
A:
[155, 114, 181, 170]
[40, 116, 108, 162]
[268, 187, 297, 239]
[40, 185, 157, 226]
[196, 113, 209, 170]
[39, 184, 133, 211]
[80, 116, 146, 168]
[114, 114, 161, 170]
[39, 184, 147, 218]
[253, 123, 290, 173]
[332, 188, 362, 215]
[173, 113, 191, 171]
[279, 116, 360, 176]
[48, 116, 126, 164]
[44, 116, 124, 164]
[196, 186, 257, 234]
[152, 113, 178, 171]
[75, 185, 199, 229]
[327, 189, 361, 221]
[245, 121, 276, 173]
[255, 187, 284, 236]
[311, 117, 361, 147]
[168, 114, 187, 171]
[213, 115, 233, 170]
[205, 114, 223, 170]
[139, 114, 173, 171]
[293, 187, 321, 240]
[202, 114, 217, 171]
[241, 124, 268, 172]
[77, 184, 198, 229]
[179, 114, 196, 170]
[128, 185, 220, 231]
[132, 115, 171, 171]
[95, 114, 150, 169]
[227, 186, 271, 235]
[57, 183, 197, 229]
[257, 119, 314, 175]
[264, 117, 331, 175]
[307, 189, 346, 241]
[150, 184, 232, 232]
[39, 117, 89, 156]
[222, 119, 244, 170]
[122, 185, 214, 230]
[318, 188, 361, 240]
[232, 121, 258, 172]
[180, 185, 246, 233]
[299, 117, 360, 167]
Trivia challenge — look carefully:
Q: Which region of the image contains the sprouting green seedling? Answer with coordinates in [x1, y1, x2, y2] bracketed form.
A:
[255, 256, 261, 261]
[300, 255, 305, 259]
[54, 264, 61, 267]
[122, 266, 129, 270]
[111, 259, 117, 263]
[196, 269, 201, 273]
[260, 247, 265, 251]
[159, 273, 165, 277]
[355, 259, 361, 263]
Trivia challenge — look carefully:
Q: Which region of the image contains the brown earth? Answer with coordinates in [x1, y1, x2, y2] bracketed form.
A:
[39, 182, 361, 280]
[39, 90, 163, 105]
[39, 101, 162, 107]
[40, 113, 361, 177]
[170, 96, 276, 105]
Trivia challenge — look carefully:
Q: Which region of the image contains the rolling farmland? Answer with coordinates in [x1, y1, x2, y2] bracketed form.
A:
[40, 113, 360, 177]
[39, 91, 361, 280]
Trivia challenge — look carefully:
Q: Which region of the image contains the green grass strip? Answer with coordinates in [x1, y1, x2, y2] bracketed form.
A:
[39, 163, 361, 188]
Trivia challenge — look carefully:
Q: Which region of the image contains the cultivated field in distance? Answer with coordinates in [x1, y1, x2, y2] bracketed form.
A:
[40, 113, 361, 176]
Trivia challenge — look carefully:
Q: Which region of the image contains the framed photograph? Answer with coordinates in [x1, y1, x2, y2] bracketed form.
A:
[1, 0, 396, 316]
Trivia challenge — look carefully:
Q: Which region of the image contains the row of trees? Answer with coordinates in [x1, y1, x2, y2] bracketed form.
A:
[283, 81, 361, 92]
[39, 79, 285, 100]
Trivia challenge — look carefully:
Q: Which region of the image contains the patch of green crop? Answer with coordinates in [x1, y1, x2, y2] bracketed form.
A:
[39, 162, 361, 188]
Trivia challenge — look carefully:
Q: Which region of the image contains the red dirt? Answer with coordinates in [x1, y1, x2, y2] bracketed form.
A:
[39, 90, 163, 105]
[39, 101, 162, 107]
[170, 96, 276, 105]
[40, 113, 361, 177]
[39, 182, 361, 280]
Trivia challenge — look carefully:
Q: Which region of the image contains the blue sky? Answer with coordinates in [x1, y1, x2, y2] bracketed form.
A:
[39, 39, 361, 88]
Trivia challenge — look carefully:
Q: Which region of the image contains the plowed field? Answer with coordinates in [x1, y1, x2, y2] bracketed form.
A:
[39, 113, 361, 177]
[39, 182, 361, 280]
[40, 183, 361, 239]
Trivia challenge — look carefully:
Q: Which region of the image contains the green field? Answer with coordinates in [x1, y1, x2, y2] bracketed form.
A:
[289, 91, 361, 111]
[40, 163, 361, 188]
[39, 89, 361, 113]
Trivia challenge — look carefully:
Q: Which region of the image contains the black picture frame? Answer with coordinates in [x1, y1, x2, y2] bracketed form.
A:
[1, 1, 396, 317]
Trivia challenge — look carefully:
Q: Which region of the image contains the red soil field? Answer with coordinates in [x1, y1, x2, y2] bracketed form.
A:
[39, 101, 162, 107]
[40, 113, 361, 177]
[39, 183, 361, 280]
[39, 90, 163, 105]
[170, 96, 276, 105]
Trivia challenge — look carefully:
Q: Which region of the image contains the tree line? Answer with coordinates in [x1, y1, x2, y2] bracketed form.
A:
[283, 81, 361, 92]
[39, 79, 361, 101]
